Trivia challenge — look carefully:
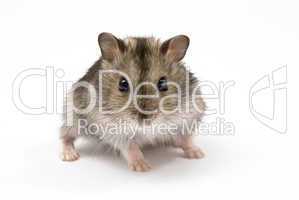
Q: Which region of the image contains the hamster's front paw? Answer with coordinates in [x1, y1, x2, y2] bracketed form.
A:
[61, 148, 80, 161]
[128, 159, 152, 172]
[183, 147, 205, 159]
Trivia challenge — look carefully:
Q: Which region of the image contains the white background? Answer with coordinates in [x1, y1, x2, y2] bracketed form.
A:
[0, 0, 298, 199]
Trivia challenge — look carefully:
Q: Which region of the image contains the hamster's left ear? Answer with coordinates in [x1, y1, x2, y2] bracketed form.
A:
[160, 35, 190, 63]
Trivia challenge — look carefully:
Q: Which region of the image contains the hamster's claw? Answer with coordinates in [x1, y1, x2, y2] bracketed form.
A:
[183, 148, 205, 159]
[61, 148, 80, 161]
[128, 159, 152, 172]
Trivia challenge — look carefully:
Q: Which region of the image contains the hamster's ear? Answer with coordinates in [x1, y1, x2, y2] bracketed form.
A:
[98, 32, 125, 61]
[160, 35, 190, 63]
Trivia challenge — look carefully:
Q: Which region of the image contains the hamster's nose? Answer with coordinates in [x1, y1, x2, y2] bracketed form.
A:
[136, 98, 158, 114]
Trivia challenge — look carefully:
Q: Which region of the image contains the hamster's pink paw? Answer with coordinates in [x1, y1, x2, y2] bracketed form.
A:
[61, 148, 80, 161]
[184, 148, 205, 159]
[128, 159, 152, 172]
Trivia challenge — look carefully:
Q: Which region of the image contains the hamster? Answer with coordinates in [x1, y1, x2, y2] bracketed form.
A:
[60, 33, 206, 172]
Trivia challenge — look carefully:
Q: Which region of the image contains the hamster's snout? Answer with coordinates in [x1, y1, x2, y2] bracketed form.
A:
[135, 97, 159, 123]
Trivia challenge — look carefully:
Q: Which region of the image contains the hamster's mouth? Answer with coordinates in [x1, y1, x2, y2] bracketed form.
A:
[137, 113, 157, 125]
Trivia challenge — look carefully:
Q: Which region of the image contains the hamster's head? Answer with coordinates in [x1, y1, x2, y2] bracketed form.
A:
[97, 33, 202, 124]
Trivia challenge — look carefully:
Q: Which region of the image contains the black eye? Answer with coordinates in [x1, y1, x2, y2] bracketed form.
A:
[119, 77, 129, 92]
[157, 77, 168, 92]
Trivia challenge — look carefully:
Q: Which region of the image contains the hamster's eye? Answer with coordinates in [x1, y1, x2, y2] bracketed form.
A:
[119, 77, 129, 92]
[157, 77, 168, 92]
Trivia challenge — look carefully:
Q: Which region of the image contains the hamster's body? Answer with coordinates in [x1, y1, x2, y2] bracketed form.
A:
[60, 33, 205, 172]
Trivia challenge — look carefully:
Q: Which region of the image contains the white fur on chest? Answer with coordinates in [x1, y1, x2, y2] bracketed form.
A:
[82, 111, 202, 150]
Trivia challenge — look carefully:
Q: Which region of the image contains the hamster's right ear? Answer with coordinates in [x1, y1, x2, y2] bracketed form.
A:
[98, 32, 126, 61]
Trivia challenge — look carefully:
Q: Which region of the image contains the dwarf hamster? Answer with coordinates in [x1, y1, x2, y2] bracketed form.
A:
[60, 32, 206, 172]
